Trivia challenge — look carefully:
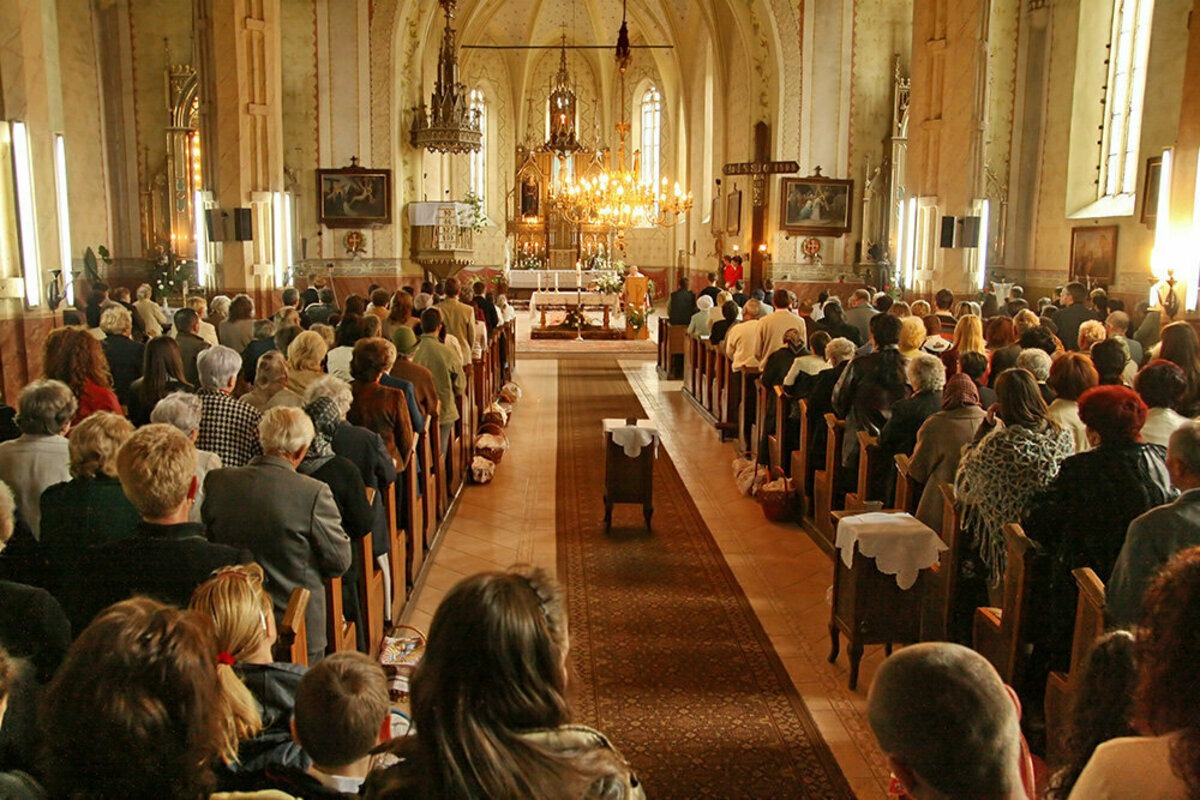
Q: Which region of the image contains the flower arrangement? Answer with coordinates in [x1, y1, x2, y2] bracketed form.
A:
[626, 306, 647, 330]
[151, 243, 193, 299]
[516, 256, 546, 270]
[594, 271, 624, 295]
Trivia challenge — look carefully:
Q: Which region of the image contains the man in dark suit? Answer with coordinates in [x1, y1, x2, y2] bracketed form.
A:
[667, 276, 697, 326]
[472, 281, 500, 335]
[173, 307, 211, 387]
[698, 272, 720, 304]
[99, 306, 144, 407]
[1054, 281, 1098, 351]
[204, 407, 351, 664]
[78, 424, 251, 632]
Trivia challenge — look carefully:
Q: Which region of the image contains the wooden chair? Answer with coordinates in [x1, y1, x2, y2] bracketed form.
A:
[274, 587, 310, 666]
[973, 523, 1040, 686]
[324, 575, 357, 655]
[920, 483, 964, 642]
[791, 399, 812, 515]
[893, 454, 921, 515]
[1044, 568, 1107, 769]
[812, 413, 846, 549]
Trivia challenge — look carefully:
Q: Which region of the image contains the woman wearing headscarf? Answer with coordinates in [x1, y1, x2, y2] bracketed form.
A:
[687, 295, 715, 338]
[907, 374, 986, 533]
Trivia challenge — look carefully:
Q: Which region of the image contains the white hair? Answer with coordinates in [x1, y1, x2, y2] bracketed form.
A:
[304, 375, 354, 419]
[136, 283, 154, 301]
[1016, 348, 1052, 382]
[209, 295, 232, 316]
[99, 305, 133, 335]
[696, 295, 714, 311]
[258, 406, 315, 456]
[825, 337, 857, 366]
[196, 345, 242, 390]
[149, 391, 203, 435]
[907, 353, 947, 393]
[1168, 421, 1200, 476]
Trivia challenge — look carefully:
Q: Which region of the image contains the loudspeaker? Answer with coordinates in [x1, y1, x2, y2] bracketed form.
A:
[940, 216, 957, 248]
[205, 209, 227, 242]
[233, 208, 253, 241]
[961, 216, 981, 247]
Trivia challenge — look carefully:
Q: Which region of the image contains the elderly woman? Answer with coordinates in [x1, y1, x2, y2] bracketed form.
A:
[150, 391, 223, 523]
[218, 294, 257, 355]
[195, 345, 262, 468]
[898, 316, 927, 360]
[687, 295, 715, 338]
[326, 316, 363, 382]
[348, 338, 415, 470]
[0, 381, 75, 541]
[43, 326, 122, 424]
[1017, 347, 1056, 405]
[241, 350, 303, 412]
[184, 295, 220, 347]
[879, 353, 947, 466]
[133, 283, 167, 339]
[240, 318, 278, 386]
[99, 305, 144, 407]
[496, 294, 517, 325]
[908, 374, 986, 533]
[1136, 360, 1190, 448]
[805, 337, 858, 499]
[286, 330, 329, 396]
[1077, 319, 1107, 353]
[208, 294, 232, 332]
[1047, 353, 1100, 454]
[784, 330, 831, 398]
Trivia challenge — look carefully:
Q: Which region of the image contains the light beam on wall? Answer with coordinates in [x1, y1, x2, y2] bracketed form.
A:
[53, 134, 74, 306]
[1150, 147, 1175, 305]
[11, 122, 42, 307]
[282, 192, 294, 287]
[976, 199, 990, 292]
[193, 190, 207, 287]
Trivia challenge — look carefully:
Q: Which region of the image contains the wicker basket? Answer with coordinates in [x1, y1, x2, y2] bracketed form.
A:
[759, 467, 794, 523]
[380, 624, 426, 702]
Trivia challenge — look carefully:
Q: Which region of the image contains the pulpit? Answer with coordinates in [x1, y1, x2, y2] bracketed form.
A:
[602, 418, 657, 532]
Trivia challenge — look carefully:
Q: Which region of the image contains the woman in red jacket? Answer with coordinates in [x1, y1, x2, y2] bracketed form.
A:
[43, 326, 123, 424]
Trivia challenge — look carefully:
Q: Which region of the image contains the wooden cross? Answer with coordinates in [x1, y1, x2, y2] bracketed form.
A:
[723, 121, 798, 289]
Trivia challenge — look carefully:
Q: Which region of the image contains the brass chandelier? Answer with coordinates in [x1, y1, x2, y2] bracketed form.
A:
[410, 0, 482, 154]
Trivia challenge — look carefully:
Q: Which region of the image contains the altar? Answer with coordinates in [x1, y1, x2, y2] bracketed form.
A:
[529, 290, 620, 329]
[508, 269, 611, 291]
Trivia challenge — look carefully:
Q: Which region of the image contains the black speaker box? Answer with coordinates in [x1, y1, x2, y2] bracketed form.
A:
[961, 216, 981, 247]
[940, 216, 957, 248]
[233, 208, 253, 241]
[205, 209, 226, 242]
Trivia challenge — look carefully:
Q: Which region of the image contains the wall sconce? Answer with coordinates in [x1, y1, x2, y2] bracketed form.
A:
[10, 121, 42, 307]
[758, 242, 770, 262]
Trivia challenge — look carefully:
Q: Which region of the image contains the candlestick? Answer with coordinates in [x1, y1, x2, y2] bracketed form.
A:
[555, 273, 559, 291]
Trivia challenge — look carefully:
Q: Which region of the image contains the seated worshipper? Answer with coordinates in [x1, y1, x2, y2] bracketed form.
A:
[832, 313, 910, 502]
[219, 294, 258, 355]
[411, 308, 464, 456]
[709, 290, 732, 331]
[756, 290, 806, 363]
[667, 276, 697, 326]
[301, 396, 373, 653]
[1077, 319, 1107, 353]
[98, 305, 144, 407]
[933, 288, 958, 334]
[985, 316, 1017, 356]
[725, 299, 768, 371]
[1020, 321, 1061, 359]
[390, 326, 439, 423]
[1107, 421, 1200, 628]
[203, 406, 352, 665]
[898, 316, 926, 360]
[241, 319, 278, 386]
[42, 326, 122, 424]
[1016, 346, 1055, 405]
[0, 380, 74, 540]
[372, 338, 426, 435]
[272, 287, 300, 325]
[127, 335, 192, 426]
[195, 345, 263, 467]
[920, 314, 952, 355]
[1158, 321, 1200, 416]
[327, 315, 363, 382]
[471, 281, 499, 337]
[1046, 631, 1138, 800]
[1046, 352, 1100, 454]
[698, 271, 719, 303]
[708, 300, 739, 347]
[287, 329, 331, 397]
[818, 301, 863, 346]
[186, 294, 220, 347]
[189, 564, 310, 787]
[940, 314, 986, 378]
[304, 288, 339, 327]
[150, 391, 224, 523]
[866, 642, 1034, 800]
[348, 338, 416, 470]
[1069, 548, 1200, 799]
[495, 293, 517, 325]
[784, 330, 831, 398]
[878, 353, 946, 472]
[907, 374, 986, 533]
[845, 288, 879, 344]
[366, 567, 644, 800]
[275, 322, 303, 360]
[76, 424, 251, 631]
[383, 291, 415, 341]
[1107, 310, 1145, 369]
[1092, 337, 1132, 386]
[958, 351, 997, 408]
[1136, 359, 1190, 448]
[805, 338, 857, 499]
[757, 329, 808, 466]
[39, 597, 260, 798]
[240, 350, 305, 412]
[39, 412, 139, 595]
[369, 288, 392, 324]
[174, 306, 212, 386]
[258, 651, 391, 797]
[132, 283, 167, 339]
[343, 294, 368, 319]
[687, 294, 715, 338]
[955, 368, 1073, 612]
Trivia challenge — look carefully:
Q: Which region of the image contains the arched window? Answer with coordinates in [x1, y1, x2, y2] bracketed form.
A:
[1099, 0, 1154, 199]
[639, 86, 662, 189]
[468, 89, 486, 204]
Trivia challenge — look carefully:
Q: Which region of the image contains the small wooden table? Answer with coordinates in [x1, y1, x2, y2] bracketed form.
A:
[602, 418, 657, 532]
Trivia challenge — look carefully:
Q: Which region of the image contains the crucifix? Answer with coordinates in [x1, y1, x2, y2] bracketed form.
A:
[723, 121, 799, 290]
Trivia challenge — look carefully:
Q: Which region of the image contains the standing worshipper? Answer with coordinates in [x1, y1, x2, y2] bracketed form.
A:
[667, 276, 696, 326]
[435, 277, 476, 368]
[98, 306, 144, 407]
[411, 309, 463, 457]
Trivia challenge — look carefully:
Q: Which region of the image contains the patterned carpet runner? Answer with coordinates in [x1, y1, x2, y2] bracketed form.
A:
[556, 358, 853, 798]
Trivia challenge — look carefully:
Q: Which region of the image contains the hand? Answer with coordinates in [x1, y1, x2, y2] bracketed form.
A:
[983, 403, 1001, 426]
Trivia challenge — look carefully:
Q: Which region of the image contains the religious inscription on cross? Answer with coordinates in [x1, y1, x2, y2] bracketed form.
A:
[722, 122, 798, 289]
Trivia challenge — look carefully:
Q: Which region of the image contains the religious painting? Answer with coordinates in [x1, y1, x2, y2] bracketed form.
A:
[779, 176, 853, 237]
[520, 177, 540, 219]
[1070, 225, 1118, 285]
[317, 166, 392, 228]
[1141, 156, 1162, 229]
[725, 190, 742, 235]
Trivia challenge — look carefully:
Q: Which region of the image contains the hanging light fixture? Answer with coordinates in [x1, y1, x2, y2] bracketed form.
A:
[544, 35, 582, 158]
[410, 0, 482, 154]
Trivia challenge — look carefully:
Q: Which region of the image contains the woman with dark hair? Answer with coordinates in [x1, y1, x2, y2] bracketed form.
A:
[218, 294, 257, 355]
[382, 291, 415, 341]
[1069, 547, 1200, 798]
[42, 326, 122, 424]
[128, 336, 192, 425]
[342, 294, 368, 319]
[984, 316, 1015, 353]
[708, 300, 739, 347]
[1137, 359, 1190, 448]
[1159, 321, 1200, 416]
[817, 301, 861, 346]
[367, 568, 644, 799]
[348, 337, 414, 468]
[1046, 352, 1100, 454]
[1092, 338, 1132, 386]
[327, 314, 365, 382]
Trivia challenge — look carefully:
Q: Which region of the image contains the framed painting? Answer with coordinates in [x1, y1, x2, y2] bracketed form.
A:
[779, 176, 854, 237]
[317, 166, 392, 228]
[1070, 225, 1118, 285]
[725, 190, 742, 235]
[1141, 156, 1162, 228]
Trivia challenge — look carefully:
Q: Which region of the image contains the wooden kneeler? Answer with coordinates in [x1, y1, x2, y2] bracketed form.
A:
[275, 587, 310, 666]
[1044, 568, 1107, 769]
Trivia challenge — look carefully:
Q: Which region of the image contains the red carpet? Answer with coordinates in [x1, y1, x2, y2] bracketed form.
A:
[557, 358, 853, 799]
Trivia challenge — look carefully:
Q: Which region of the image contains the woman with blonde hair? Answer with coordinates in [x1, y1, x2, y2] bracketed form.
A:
[286, 330, 329, 395]
[898, 316, 927, 360]
[42, 326, 122, 424]
[191, 562, 310, 784]
[941, 314, 986, 379]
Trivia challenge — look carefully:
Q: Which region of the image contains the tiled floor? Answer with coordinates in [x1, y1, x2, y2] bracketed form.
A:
[401, 351, 892, 798]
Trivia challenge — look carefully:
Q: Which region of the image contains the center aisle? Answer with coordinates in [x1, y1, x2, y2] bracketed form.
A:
[555, 358, 853, 799]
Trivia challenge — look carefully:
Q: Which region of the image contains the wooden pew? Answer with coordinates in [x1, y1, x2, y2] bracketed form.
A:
[791, 398, 812, 515]
[505, 319, 516, 379]
[324, 575, 357, 655]
[844, 432, 883, 509]
[274, 587, 310, 666]
[358, 488, 386, 658]
[812, 413, 846, 548]
[752, 379, 771, 467]
[666, 324, 687, 379]
[429, 410, 449, 522]
[706, 341, 723, 416]
[1044, 568, 1107, 769]
[921, 483, 964, 642]
[656, 317, 670, 376]
[893, 453, 921, 515]
[973, 523, 1039, 686]
[378, 481, 407, 622]
[764, 385, 789, 475]
[737, 370, 760, 455]
[683, 335, 700, 397]
[717, 347, 741, 440]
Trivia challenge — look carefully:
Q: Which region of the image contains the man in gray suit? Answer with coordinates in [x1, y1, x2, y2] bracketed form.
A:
[844, 288, 878, 345]
[1108, 421, 1200, 628]
[203, 406, 352, 664]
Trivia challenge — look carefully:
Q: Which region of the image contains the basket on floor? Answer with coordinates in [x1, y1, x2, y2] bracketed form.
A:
[380, 624, 426, 702]
[759, 467, 794, 523]
[474, 431, 510, 464]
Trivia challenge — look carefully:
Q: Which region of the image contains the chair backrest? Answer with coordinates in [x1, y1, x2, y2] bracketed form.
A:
[1069, 568, 1107, 674]
[823, 413, 845, 475]
[893, 454, 919, 514]
[277, 587, 311, 666]
[324, 576, 356, 655]
[921, 483, 964, 642]
[994, 523, 1039, 684]
[854, 431, 881, 503]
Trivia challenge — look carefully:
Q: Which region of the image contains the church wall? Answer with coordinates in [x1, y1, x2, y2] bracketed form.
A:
[280, 0, 318, 268]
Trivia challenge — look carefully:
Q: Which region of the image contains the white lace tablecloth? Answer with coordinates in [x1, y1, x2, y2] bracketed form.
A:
[602, 418, 659, 458]
[529, 290, 619, 315]
[835, 512, 946, 590]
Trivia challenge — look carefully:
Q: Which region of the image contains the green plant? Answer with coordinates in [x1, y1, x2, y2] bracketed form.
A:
[626, 306, 647, 330]
[460, 191, 486, 233]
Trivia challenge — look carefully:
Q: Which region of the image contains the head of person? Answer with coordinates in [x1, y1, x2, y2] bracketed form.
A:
[335, 314, 366, 348]
[696, 295, 714, 313]
[252, 319, 275, 342]
[1090, 288, 1109, 314]
[253, 350, 290, 391]
[890, 300, 911, 317]
[117, 422, 198, 521]
[318, 287, 336, 305]
[808, 330, 831, 360]
[1013, 308, 1040, 337]
[392, 325, 418, 360]
[420, 307, 443, 335]
[149, 390, 204, 440]
[706, 271, 717, 285]
[1018, 325, 1058, 357]
[259, 407, 314, 463]
[952, 314, 985, 354]
[908, 354, 947, 395]
[142, 335, 187, 389]
[1161, 321, 1200, 372]
[1105, 310, 1131, 338]
[350, 337, 395, 383]
[875, 293, 895, 314]
[388, 290, 414, 324]
[281, 287, 299, 308]
[68, 411, 134, 480]
[742, 298, 763, 320]
[867, 642, 1023, 800]
[39, 597, 227, 797]
[275, 324, 303, 355]
[187, 295, 209, 318]
[196, 345, 242, 392]
[43, 325, 112, 394]
[371, 288, 391, 309]
[16, 379, 77, 436]
[132, 283, 152, 302]
[715, 290, 733, 309]
[304, 375, 354, 420]
[934, 288, 954, 311]
[910, 299, 931, 318]
[851, 288, 871, 308]
[1015, 347, 1052, 383]
[1166, 421, 1200, 492]
[1077, 319, 1107, 352]
[954, 300, 975, 319]
[1061, 281, 1087, 306]
[1048, 352, 1099, 402]
[900, 317, 927, 353]
[959, 351, 990, 386]
[99, 304, 133, 338]
[1077, 384, 1147, 446]
[922, 314, 944, 339]
[995, 368, 1050, 428]
[782, 327, 805, 354]
[985, 317, 1015, 350]
[1136, 359, 1187, 412]
[287, 330, 329, 374]
[209, 295, 232, 318]
[721, 300, 739, 324]
[942, 373, 981, 410]
[293, 652, 390, 774]
[1091, 338, 1130, 385]
[311, 323, 336, 349]
[344, 294, 368, 318]
[825, 337, 857, 367]
[190, 563, 276, 668]
[870, 311, 903, 348]
[980, 292, 1000, 318]
[821, 301, 844, 326]
[174, 306, 201, 336]
[0, 481, 16, 553]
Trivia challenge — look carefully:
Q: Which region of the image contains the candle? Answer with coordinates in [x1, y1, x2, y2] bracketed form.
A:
[555, 273, 559, 291]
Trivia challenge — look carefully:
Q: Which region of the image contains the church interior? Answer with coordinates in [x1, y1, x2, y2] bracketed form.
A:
[2, 0, 1200, 797]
